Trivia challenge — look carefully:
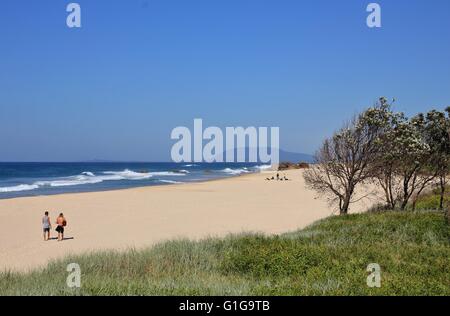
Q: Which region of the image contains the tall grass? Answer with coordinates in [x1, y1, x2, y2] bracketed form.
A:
[1, 211, 449, 295]
[413, 186, 450, 211]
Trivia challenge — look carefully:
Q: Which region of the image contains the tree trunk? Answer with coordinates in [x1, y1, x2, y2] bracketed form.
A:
[383, 184, 391, 208]
[401, 175, 409, 211]
[387, 175, 396, 209]
[400, 200, 408, 211]
[401, 184, 409, 210]
[412, 184, 428, 211]
[340, 185, 354, 215]
[340, 198, 350, 215]
[379, 169, 396, 210]
[439, 176, 446, 211]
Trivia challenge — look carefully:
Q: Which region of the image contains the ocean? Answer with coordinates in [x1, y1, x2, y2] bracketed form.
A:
[0, 162, 271, 199]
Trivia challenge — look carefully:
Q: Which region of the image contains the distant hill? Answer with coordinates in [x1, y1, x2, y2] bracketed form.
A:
[222, 148, 314, 163]
[279, 150, 314, 163]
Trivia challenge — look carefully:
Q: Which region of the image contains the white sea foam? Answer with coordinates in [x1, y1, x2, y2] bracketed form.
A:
[0, 169, 187, 194]
[0, 184, 40, 193]
[102, 169, 154, 180]
[149, 171, 186, 177]
[221, 168, 250, 175]
[254, 164, 272, 171]
[35, 175, 104, 187]
[158, 179, 182, 184]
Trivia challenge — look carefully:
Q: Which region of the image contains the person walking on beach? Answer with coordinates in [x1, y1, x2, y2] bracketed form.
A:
[42, 211, 52, 241]
[55, 213, 67, 241]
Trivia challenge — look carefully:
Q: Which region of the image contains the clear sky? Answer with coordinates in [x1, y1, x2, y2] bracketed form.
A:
[1, 0, 450, 161]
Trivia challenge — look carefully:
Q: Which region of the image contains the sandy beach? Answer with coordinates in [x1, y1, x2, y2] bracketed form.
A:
[0, 169, 375, 272]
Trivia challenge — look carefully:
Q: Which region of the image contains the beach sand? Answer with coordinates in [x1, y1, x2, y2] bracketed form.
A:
[0, 169, 376, 272]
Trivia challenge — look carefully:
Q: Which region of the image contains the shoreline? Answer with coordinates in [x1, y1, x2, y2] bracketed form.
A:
[0, 169, 375, 272]
[0, 163, 272, 200]
[0, 171, 258, 202]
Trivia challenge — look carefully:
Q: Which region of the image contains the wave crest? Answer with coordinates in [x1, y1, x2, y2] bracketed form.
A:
[221, 168, 250, 175]
[0, 184, 40, 193]
[0, 169, 187, 193]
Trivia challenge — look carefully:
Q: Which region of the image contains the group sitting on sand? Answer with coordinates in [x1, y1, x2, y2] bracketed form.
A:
[266, 173, 289, 181]
[42, 211, 67, 241]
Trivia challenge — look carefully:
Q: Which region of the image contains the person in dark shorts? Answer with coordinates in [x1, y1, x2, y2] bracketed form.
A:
[42, 211, 52, 241]
[55, 213, 67, 241]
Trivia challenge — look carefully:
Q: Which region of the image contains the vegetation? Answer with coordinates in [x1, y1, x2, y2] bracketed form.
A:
[304, 98, 450, 214]
[1, 211, 448, 296]
[278, 161, 310, 170]
[411, 186, 450, 211]
[420, 110, 450, 210]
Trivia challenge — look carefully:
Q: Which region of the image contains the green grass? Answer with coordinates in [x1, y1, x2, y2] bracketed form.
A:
[413, 186, 450, 211]
[1, 211, 449, 295]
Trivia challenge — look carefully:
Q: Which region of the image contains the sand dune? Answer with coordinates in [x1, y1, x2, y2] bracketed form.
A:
[0, 169, 376, 272]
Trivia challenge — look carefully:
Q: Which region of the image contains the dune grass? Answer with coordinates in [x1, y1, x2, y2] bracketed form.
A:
[413, 185, 450, 211]
[1, 211, 449, 296]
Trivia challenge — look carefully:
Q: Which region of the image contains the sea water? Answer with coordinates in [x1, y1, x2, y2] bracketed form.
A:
[0, 162, 271, 199]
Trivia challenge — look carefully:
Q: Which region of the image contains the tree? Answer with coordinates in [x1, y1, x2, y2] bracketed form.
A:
[375, 114, 435, 210]
[369, 101, 404, 209]
[420, 109, 450, 210]
[306, 98, 449, 213]
[304, 98, 390, 214]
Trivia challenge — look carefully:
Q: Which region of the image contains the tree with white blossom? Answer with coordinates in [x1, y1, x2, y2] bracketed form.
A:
[304, 98, 391, 214]
[305, 97, 450, 213]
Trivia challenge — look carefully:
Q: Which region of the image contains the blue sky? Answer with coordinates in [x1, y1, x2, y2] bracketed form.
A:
[1, 0, 449, 161]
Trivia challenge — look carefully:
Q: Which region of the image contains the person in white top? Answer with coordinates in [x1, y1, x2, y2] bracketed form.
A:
[42, 211, 52, 241]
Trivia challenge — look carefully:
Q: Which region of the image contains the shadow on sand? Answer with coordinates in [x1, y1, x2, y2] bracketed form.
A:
[47, 237, 74, 241]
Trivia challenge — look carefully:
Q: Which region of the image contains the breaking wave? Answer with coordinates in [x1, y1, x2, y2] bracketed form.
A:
[158, 179, 182, 184]
[0, 169, 187, 193]
[220, 168, 250, 175]
[0, 184, 40, 193]
[253, 164, 272, 171]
